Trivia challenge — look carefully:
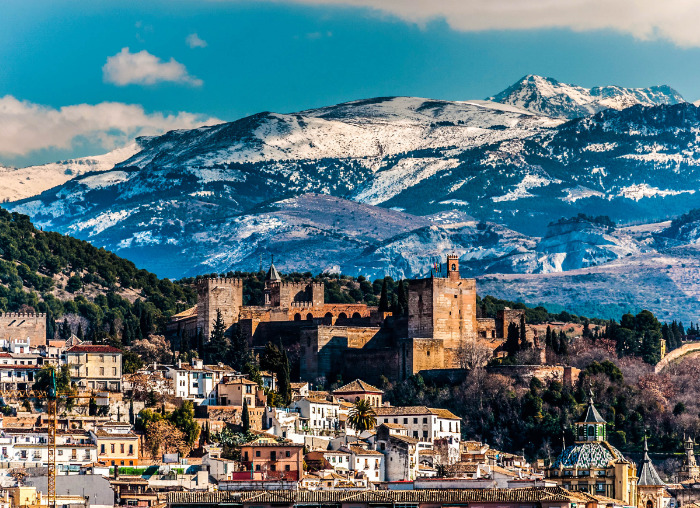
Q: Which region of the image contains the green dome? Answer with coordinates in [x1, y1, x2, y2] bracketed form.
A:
[552, 442, 625, 469]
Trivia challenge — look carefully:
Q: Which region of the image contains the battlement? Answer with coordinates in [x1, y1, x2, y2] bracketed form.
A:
[447, 254, 459, 260]
[0, 313, 46, 318]
[289, 301, 313, 308]
[275, 281, 324, 288]
[196, 278, 242, 287]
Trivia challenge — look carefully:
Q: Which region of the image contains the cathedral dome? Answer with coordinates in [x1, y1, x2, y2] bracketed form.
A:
[552, 441, 625, 469]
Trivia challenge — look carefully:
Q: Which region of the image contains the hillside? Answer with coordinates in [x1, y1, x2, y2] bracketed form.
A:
[3, 76, 700, 321]
[0, 207, 196, 341]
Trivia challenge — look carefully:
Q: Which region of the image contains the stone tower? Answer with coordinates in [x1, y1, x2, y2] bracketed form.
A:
[404, 254, 478, 377]
[196, 278, 243, 340]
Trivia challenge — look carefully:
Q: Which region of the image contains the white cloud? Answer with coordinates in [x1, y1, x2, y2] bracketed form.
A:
[0, 95, 222, 157]
[244, 0, 700, 48]
[103, 47, 203, 86]
[186, 33, 208, 48]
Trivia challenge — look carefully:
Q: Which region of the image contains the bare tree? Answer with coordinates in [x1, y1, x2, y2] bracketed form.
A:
[456, 339, 493, 370]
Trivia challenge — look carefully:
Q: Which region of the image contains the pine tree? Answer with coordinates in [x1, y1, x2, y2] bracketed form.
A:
[59, 318, 71, 341]
[641, 330, 662, 365]
[77, 322, 84, 341]
[378, 279, 389, 313]
[207, 309, 230, 364]
[242, 399, 250, 433]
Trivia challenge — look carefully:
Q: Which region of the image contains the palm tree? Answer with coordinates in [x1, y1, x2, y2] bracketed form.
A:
[347, 399, 377, 434]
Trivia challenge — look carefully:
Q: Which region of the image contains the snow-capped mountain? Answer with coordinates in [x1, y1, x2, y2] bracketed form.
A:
[0, 143, 142, 203]
[488, 74, 685, 119]
[5, 79, 700, 320]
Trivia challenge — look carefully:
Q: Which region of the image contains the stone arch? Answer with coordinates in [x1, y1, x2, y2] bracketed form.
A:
[294, 313, 301, 321]
[352, 312, 361, 319]
[338, 312, 348, 321]
[647, 501, 653, 508]
[323, 312, 333, 325]
[306, 313, 314, 321]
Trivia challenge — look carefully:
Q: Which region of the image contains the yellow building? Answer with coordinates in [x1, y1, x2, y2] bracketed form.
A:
[90, 422, 140, 466]
[546, 392, 638, 505]
[65, 344, 122, 391]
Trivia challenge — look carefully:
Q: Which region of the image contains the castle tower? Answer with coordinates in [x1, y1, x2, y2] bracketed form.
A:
[404, 254, 478, 377]
[446, 254, 460, 280]
[196, 278, 243, 340]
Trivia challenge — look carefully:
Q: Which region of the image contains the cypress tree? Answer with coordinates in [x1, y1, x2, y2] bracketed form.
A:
[505, 322, 520, 355]
[397, 280, 408, 316]
[242, 399, 250, 433]
[279, 349, 291, 404]
[378, 279, 389, 313]
[519, 315, 529, 349]
[558, 331, 569, 356]
[545, 325, 552, 349]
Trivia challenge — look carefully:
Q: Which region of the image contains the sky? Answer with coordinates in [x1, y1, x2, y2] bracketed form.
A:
[4, 0, 700, 166]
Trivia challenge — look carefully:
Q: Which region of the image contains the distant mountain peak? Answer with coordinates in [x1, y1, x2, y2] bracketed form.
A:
[488, 74, 686, 119]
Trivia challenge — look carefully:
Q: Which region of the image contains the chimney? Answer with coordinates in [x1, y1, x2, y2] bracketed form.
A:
[177, 359, 182, 369]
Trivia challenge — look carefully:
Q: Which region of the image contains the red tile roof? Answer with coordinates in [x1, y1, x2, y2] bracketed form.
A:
[66, 345, 122, 354]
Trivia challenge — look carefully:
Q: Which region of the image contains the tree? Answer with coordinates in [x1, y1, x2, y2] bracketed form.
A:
[279, 349, 291, 404]
[456, 339, 492, 370]
[130, 335, 172, 364]
[505, 322, 520, 355]
[378, 279, 389, 313]
[347, 399, 376, 434]
[519, 315, 529, 349]
[145, 420, 187, 460]
[169, 400, 200, 449]
[242, 399, 250, 433]
[122, 350, 143, 374]
[397, 280, 408, 316]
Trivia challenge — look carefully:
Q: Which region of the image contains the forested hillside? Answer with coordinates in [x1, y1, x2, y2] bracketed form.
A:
[0, 207, 196, 342]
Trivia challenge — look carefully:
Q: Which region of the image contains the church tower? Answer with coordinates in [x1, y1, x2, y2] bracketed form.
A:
[575, 390, 608, 442]
[679, 436, 700, 481]
[446, 254, 460, 280]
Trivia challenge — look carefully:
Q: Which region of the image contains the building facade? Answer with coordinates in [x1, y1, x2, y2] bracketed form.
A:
[65, 345, 122, 391]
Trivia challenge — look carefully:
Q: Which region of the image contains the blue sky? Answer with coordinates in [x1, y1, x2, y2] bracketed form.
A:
[3, 0, 700, 166]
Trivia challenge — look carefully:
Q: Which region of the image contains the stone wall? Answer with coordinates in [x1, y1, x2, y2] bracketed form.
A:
[0, 313, 47, 347]
[299, 326, 381, 381]
[196, 278, 243, 340]
[486, 365, 580, 386]
[496, 308, 525, 338]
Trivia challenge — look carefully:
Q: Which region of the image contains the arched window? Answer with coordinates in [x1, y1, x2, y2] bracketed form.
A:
[323, 312, 333, 325]
[647, 501, 653, 508]
[451, 263, 456, 271]
[294, 313, 301, 321]
[338, 312, 347, 320]
[306, 313, 313, 320]
[588, 425, 595, 437]
[352, 312, 361, 319]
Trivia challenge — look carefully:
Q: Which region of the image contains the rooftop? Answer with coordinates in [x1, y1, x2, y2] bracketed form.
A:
[333, 379, 383, 395]
[66, 345, 122, 354]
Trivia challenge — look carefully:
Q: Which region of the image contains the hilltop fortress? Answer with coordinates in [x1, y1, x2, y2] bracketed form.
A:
[170, 255, 533, 384]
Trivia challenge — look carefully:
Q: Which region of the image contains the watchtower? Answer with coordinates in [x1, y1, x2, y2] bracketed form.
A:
[196, 278, 243, 340]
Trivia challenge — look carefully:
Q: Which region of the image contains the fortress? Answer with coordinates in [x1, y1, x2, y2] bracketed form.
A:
[0, 312, 47, 347]
[170, 255, 530, 384]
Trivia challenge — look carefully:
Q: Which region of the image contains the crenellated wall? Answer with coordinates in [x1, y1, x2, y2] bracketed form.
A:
[0, 313, 47, 347]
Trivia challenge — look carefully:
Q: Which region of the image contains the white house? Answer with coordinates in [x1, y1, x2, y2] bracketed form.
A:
[166, 358, 234, 404]
[0, 430, 97, 471]
[348, 446, 384, 482]
[290, 397, 340, 434]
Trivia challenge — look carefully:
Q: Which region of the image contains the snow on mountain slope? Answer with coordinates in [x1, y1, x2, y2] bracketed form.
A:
[488, 74, 685, 119]
[0, 143, 141, 202]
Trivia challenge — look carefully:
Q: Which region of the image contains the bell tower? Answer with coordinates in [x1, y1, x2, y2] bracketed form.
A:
[575, 390, 607, 442]
[446, 254, 460, 280]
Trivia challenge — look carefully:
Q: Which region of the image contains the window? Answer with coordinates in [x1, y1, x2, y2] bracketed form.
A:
[255, 465, 261, 471]
[255, 450, 261, 457]
[403, 418, 408, 424]
[286, 450, 291, 457]
[285, 465, 290, 471]
[58, 449, 63, 456]
[422, 431, 428, 438]
[100, 355, 104, 362]
[100, 444, 105, 454]
[128, 445, 133, 455]
[112, 367, 117, 376]
[100, 367, 105, 376]
[413, 418, 418, 424]
[111, 444, 115, 453]
[270, 465, 276, 471]
[423, 418, 427, 424]
[120, 444, 125, 453]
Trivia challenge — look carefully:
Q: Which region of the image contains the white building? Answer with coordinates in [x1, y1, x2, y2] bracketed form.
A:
[0, 430, 97, 471]
[323, 449, 351, 473]
[348, 446, 384, 482]
[166, 358, 234, 404]
[264, 407, 304, 443]
[290, 397, 340, 434]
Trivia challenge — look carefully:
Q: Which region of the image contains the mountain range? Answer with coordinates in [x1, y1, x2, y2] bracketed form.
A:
[3, 75, 700, 321]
